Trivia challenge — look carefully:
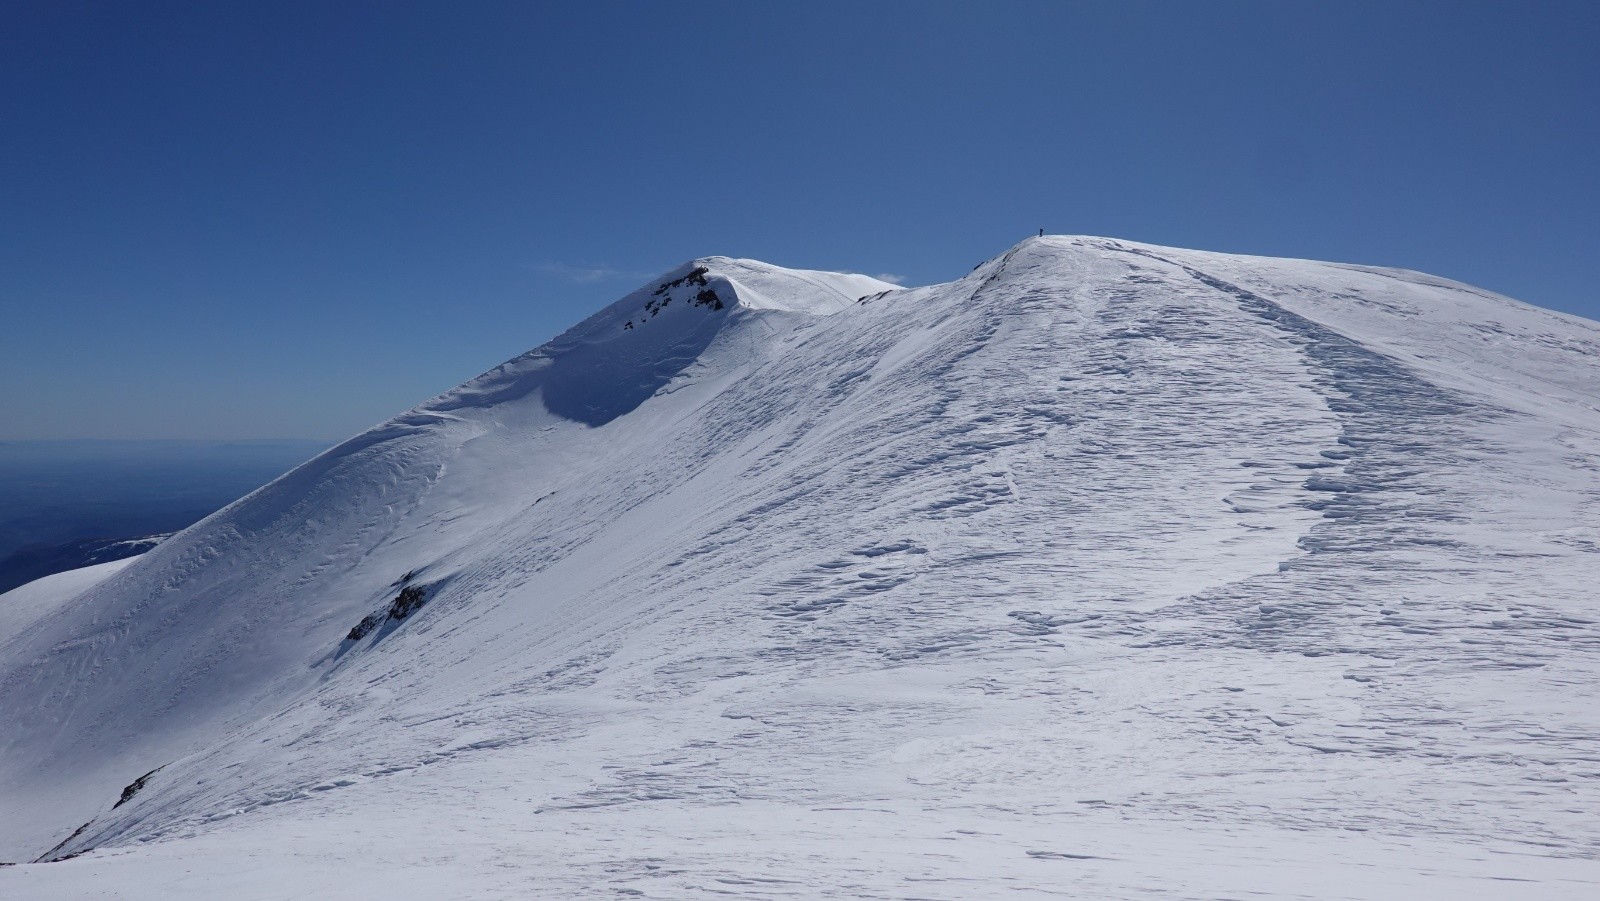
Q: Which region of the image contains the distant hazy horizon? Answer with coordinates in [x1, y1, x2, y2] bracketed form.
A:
[0, 438, 330, 590]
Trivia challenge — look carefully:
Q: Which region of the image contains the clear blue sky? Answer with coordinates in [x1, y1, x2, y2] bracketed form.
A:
[3, 1, 1596, 440]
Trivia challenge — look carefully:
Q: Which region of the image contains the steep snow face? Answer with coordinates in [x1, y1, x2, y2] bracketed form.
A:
[3, 238, 1600, 897]
[425, 257, 892, 424]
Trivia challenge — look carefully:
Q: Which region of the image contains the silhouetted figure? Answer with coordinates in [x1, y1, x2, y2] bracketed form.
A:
[1038, 228, 1044, 237]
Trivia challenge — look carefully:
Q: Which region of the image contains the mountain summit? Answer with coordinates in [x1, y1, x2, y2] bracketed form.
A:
[4, 237, 1600, 897]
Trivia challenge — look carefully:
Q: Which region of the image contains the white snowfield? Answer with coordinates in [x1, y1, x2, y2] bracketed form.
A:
[3, 237, 1600, 899]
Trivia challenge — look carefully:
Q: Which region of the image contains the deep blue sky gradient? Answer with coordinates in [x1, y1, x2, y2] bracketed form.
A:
[3, 1, 1596, 439]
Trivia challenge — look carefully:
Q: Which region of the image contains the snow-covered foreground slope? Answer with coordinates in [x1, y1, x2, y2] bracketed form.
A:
[4, 238, 1600, 898]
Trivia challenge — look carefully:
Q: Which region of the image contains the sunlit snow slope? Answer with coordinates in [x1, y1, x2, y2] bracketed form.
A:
[4, 238, 1600, 898]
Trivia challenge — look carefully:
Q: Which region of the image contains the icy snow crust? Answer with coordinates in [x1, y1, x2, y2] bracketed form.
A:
[4, 239, 1600, 896]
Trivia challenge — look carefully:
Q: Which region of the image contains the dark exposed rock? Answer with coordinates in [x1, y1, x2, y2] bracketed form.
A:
[113, 766, 163, 809]
[629, 266, 723, 327]
[35, 821, 92, 864]
[652, 266, 710, 296]
[346, 610, 386, 641]
[388, 584, 428, 621]
[30, 763, 168, 862]
[346, 581, 432, 642]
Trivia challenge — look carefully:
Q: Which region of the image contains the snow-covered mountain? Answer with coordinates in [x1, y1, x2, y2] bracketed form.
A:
[3, 237, 1600, 898]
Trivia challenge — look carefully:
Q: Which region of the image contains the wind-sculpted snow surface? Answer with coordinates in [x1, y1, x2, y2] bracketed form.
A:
[4, 240, 1600, 898]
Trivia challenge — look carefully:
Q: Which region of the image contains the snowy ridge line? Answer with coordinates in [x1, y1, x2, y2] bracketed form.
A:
[4, 237, 1600, 896]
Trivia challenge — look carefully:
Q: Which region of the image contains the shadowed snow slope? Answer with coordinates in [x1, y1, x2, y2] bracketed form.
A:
[4, 239, 1600, 898]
